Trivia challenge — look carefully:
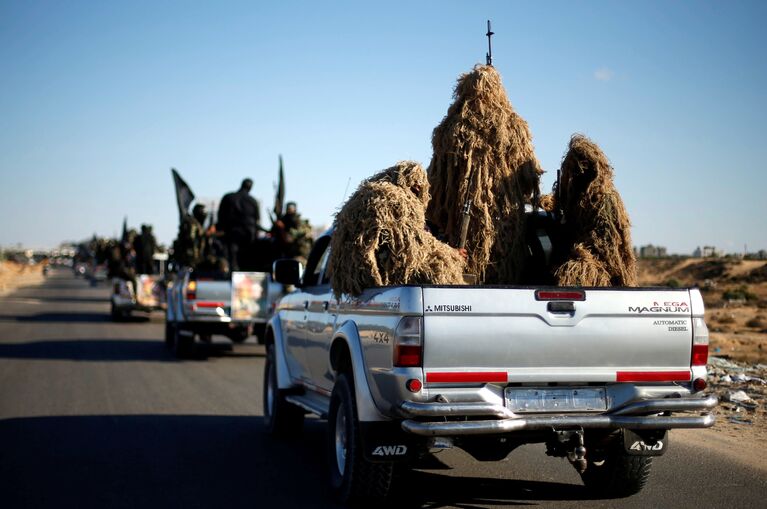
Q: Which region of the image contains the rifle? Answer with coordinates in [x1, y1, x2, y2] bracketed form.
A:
[486, 20, 494, 66]
[457, 21, 494, 250]
[458, 196, 472, 249]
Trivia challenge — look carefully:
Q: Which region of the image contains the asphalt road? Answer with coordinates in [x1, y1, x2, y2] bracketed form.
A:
[0, 269, 764, 509]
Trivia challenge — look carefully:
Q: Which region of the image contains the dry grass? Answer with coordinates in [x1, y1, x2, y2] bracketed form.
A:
[551, 134, 637, 286]
[328, 161, 466, 298]
[426, 64, 542, 284]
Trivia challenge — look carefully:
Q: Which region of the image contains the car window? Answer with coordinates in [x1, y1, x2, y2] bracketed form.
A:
[302, 235, 330, 287]
[319, 247, 332, 286]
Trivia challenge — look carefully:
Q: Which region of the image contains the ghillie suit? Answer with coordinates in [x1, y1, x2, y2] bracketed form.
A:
[329, 161, 466, 298]
[550, 134, 637, 287]
[426, 64, 542, 284]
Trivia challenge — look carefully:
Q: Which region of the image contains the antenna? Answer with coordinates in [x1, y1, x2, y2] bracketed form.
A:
[340, 177, 352, 206]
[485, 20, 494, 66]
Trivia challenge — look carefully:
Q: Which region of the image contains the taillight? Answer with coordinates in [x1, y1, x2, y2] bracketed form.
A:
[691, 317, 709, 367]
[186, 280, 197, 300]
[393, 316, 422, 367]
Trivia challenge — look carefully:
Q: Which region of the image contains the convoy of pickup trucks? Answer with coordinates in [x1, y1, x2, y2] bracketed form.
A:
[91, 196, 719, 505]
[84, 47, 718, 507]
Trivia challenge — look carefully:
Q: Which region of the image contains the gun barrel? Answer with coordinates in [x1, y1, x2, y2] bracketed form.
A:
[458, 200, 472, 249]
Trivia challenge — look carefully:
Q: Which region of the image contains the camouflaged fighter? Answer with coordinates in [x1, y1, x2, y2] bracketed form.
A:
[264, 231, 717, 504]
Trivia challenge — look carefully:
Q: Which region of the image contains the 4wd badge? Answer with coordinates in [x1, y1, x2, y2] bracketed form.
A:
[372, 445, 408, 457]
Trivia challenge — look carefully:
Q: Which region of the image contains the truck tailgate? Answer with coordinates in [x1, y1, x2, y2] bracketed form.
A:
[191, 280, 231, 317]
[422, 287, 698, 383]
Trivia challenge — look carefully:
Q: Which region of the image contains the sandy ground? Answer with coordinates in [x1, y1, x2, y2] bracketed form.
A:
[0, 261, 43, 297]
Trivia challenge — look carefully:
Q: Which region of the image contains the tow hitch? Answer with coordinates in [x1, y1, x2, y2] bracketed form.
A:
[546, 430, 588, 473]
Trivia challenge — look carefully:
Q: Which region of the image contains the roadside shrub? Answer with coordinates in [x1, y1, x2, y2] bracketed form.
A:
[665, 278, 681, 288]
[746, 316, 767, 328]
[722, 285, 758, 302]
[716, 313, 736, 324]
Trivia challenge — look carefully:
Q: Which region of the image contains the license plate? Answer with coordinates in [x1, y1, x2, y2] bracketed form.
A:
[505, 387, 607, 413]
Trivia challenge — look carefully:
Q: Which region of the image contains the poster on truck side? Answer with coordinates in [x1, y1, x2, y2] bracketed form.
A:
[136, 274, 164, 308]
[231, 272, 268, 321]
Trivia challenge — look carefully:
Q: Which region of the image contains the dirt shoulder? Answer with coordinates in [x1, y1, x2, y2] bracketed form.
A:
[0, 261, 44, 297]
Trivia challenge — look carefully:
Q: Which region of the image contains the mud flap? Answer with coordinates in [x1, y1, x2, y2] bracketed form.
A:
[623, 429, 668, 456]
[359, 421, 425, 463]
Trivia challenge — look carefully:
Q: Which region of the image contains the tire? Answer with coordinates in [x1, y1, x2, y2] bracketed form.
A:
[110, 303, 120, 322]
[263, 344, 304, 436]
[164, 321, 175, 349]
[230, 328, 249, 344]
[580, 433, 652, 498]
[253, 323, 266, 344]
[328, 373, 393, 504]
[174, 326, 195, 359]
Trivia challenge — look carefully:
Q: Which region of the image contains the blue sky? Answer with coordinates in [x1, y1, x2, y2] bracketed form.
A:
[1, 0, 765, 254]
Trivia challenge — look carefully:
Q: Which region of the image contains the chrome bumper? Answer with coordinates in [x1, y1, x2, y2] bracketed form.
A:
[400, 395, 717, 436]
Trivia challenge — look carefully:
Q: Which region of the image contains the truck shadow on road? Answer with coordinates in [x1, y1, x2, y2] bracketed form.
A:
[0, 339, 265, 362]
[10, 311, 153, 323]
[0, 339, 175, 362]
[0, 415, 599, 509]
[12, 311, 112, 323]
[0, 415, 339, 509]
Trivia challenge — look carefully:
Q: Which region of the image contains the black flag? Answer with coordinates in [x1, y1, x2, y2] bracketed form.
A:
[171, 168, 195, 221]
[121, 216, 128, 244]
[273, 155, 285, 219]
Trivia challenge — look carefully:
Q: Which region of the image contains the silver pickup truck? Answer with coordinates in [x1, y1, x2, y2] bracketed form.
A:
[165, 269, 282, 358]
[264, 231, 716, 504]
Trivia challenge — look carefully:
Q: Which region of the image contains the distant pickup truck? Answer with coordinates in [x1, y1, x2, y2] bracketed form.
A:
[165, 269, 283, 358]
[110, 253, 169, 321]
[264, 230, 717, 504]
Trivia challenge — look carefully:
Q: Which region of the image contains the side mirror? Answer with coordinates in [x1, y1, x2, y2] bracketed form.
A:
[273, 259, 303, 286]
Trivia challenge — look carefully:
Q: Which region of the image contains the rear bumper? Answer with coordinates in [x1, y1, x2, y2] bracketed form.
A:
[400, 394, 717, 436]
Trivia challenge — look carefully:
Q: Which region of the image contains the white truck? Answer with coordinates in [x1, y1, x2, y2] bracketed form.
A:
[110, 253, 169, 321]
[165, 269, 283, 358]
[264, 230, 717, 504]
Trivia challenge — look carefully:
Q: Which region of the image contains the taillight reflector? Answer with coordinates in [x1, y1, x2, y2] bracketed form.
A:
[535, 290, 585, 301]
[616, 370, 691, 382]
[406, 379, 422, 392]
[693, 378, 707, 392]
[426, 371, 508, 383]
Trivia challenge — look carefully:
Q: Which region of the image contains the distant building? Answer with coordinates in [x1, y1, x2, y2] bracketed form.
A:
[744, 249, 767, 260]
[638, 244, 667, 258]
[694, 245, 722, 258]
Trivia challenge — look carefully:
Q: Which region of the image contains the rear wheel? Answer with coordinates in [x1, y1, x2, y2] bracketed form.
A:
[110, 303, 122, 322]
[263, 344, 304, 436]
[580, 432, 652, 497]
[164, 321, 175, 349]
[328, 373, 393, 504]
[230, 328, 249, 344]
[173, 326, 195, 359]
